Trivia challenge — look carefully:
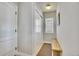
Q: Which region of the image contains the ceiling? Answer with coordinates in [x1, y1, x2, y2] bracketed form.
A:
[36, 2, 57, 13]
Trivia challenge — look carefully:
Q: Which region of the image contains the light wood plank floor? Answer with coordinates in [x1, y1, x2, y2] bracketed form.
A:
[37, 43, 52, 56]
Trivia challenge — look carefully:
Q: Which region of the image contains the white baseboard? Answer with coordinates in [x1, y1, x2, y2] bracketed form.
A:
[43, 41, 52, 44]
[32, 43, 43, 56]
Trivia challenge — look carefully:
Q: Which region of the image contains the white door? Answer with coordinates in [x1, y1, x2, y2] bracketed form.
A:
[0, 3, 17, 55]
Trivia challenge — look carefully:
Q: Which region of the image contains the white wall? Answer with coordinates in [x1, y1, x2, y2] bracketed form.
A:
[57, 2, 79, 56]
[18, 2, 32, 55]
[18, 2, 43, 55]
[43, 12, 56, 43]
[32, 3, 44, 55]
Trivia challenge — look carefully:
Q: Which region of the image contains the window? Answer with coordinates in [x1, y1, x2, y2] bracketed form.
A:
[35, 19, 41, 32]
[45, 17, 54, 33]
[35, 10, 41, 33]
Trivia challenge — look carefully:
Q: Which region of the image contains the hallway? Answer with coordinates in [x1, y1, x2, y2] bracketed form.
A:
[0, 2, 79, 56]
[0, 2, 58, 56]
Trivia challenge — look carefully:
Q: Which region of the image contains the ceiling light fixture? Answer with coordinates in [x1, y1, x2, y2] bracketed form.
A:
[45, 4, 52, 10]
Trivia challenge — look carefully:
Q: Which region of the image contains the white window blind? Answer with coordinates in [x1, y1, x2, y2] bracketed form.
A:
[45, 17, 54, 33]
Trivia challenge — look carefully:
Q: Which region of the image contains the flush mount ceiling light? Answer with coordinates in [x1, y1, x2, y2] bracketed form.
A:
[45, 4, 52, 10]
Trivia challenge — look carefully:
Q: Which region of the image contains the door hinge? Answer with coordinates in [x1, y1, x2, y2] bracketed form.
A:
[15, 11, 17, 15]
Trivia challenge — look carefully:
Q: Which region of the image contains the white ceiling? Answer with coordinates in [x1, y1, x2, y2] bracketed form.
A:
[36, 2, 57, 13]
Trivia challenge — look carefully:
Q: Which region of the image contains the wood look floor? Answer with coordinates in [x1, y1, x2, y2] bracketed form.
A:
[37, 43, 52, 56]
